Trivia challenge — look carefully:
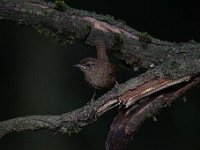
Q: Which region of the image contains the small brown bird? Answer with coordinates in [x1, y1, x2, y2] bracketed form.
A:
[74, 40, 116, 99]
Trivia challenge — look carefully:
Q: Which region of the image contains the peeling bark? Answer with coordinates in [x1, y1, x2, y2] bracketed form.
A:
[106, 76, 200, 150]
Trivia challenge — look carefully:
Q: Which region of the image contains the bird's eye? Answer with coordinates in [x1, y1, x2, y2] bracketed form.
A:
[86, 63, 91, 67]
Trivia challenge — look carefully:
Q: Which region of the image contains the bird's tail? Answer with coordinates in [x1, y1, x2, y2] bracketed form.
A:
[95, 39, 109, 61]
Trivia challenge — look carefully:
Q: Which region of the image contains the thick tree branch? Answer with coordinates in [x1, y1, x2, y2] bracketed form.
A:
[1, 1, 200, 149]
[0, 69, 160, 138]
[1, 0, 200, 78]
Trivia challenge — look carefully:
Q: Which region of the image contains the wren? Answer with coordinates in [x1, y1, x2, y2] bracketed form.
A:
[74, 40, 116, 98]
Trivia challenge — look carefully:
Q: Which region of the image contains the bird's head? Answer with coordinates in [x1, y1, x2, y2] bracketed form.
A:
[74, 57, 100, 75]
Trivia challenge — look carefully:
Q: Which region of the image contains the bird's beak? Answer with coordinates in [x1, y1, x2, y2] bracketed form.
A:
[73, 64, 86, 69]
[73, 64, 81, 68]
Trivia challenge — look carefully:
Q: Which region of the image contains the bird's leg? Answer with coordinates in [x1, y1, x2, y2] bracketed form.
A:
[90, 90, 96, 102]
[114, 80, 120, 89]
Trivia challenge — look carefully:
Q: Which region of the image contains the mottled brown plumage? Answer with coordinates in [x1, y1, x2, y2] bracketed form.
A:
[75, 40, 116, 90]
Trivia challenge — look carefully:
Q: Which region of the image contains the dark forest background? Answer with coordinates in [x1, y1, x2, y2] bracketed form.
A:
[0, 0, 200, 150]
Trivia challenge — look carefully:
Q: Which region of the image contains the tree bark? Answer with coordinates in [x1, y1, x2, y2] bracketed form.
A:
[0, 0, 200, 149]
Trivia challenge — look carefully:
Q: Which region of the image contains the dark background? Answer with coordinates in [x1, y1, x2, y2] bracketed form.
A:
[0, 0, 200, 150]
